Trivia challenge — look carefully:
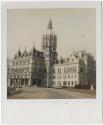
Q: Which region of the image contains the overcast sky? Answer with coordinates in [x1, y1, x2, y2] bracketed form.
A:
[7, 9, 96, 59]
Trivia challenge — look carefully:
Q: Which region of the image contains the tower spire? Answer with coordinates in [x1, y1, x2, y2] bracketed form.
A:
[17, 45, 21, 57]
[32, 40, 36, 49]
[48, 18, 52, 30]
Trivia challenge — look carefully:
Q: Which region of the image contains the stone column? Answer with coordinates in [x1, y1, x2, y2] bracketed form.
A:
[12, 79, 14, 86]
[21, 79, 22, 86]
[18, 78, 20, 86]
[8, 78, 11, 86]
[12, 79, 14, 87]
[19, 79, 22, 87]
[28, 78, 31, 86]
[25, 79, 27, 86]
[14, 79, 16, 87]
[23, 79, 25, 86]
[16, 79, 18, 87]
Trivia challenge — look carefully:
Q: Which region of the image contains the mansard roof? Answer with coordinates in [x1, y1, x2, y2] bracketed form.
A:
[29, 45, 36, 55]
[14, 49, 21, 59]
[56, 50, 95, 65]
[22, 47, 28, 57]
[14, 46, 44, 59]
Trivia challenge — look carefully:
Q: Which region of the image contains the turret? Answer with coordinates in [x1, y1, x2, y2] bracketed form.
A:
[41, 18, 58, 87]
[42, 18, 57, 64]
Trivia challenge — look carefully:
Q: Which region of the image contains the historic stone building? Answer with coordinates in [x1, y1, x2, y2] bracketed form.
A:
[8, 19, 96, 88]
[8, 46, 46, 87]
[52, 50, 96, 88]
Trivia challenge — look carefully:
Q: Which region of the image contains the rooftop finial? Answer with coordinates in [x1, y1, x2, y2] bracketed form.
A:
[48, 18, 52, 30]
[17, 45, 21, 57]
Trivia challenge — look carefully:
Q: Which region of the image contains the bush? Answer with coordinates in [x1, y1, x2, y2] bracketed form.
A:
[75, 84, 90, 89]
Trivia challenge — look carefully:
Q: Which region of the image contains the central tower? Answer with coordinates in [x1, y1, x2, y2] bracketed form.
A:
[42, 18, 58, 87]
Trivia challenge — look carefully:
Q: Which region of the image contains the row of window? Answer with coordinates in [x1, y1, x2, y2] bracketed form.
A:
[53, 81, 77, 86]
[13, 60, 30, 66]
[53, 67, 77, 74]
[11, 68, 30, 73]
[43, 45, 56, 51]
[13, 61, 45, 66]
[11, 75, 30, 78]
[33, 61, 44, 66]
[11, 72, 30, 75]
[53, 74, 77, 79]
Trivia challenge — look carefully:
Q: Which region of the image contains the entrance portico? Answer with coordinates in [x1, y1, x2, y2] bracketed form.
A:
[32, 79, 42, 86]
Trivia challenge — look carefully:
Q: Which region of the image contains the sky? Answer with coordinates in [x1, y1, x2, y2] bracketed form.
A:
[7, 9, 96, 59]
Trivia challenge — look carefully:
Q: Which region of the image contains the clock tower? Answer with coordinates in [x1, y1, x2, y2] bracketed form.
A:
[42, 18, 58, 87]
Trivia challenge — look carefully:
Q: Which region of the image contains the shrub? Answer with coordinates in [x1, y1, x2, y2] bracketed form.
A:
[75, 84, 90, 89]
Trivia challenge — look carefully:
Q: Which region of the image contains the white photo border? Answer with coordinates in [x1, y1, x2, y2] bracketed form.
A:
[1, 1, 102, 123]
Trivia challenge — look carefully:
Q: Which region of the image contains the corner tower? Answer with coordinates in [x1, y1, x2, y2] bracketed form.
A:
[42, 18, 58, 87]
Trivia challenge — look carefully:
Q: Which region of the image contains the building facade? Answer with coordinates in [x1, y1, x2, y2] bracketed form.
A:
[52, 50, 96, 88]
[8, 19, 96, 88]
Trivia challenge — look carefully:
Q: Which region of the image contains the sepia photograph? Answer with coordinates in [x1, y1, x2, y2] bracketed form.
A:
[7, 9, 96, 99]
[2, 1, 103, 124]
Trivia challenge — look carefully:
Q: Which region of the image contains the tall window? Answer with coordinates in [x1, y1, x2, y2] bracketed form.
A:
[64, 68, 67, 73]
[68, 81, 70, 85]
[53, 75, 55, 79]
[58, 68, 61, 73]
[53, 68, 55, 73]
